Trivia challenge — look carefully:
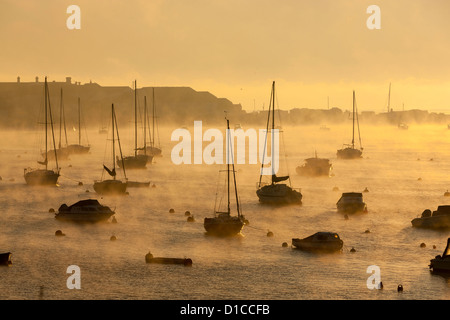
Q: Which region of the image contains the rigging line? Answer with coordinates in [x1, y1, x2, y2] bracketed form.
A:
[259, 84, 273, 187]
[275, 85, 291, 186]
[355, 96, 363, 149]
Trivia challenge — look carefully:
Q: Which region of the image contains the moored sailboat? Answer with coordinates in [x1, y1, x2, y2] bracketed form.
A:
[256, 81, 302, 205]
[204, 119, 246, 237]
[139, 87, 162, 157]
[117, 80, 150, 169]
[93, 104, 127, 195]
[67, 97, 90, 154]
[24, 77, 61, 186]
[337, 91, 363, 159]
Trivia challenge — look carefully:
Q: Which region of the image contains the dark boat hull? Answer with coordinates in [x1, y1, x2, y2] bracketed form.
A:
[337, 202, 367, 214]
[93, 180, 127, 195]
[204, 217, 244, 236]
[292, 239, 343, 252]
[55, 212, 114, 223]
[0, 252, 12, 266]
[117, 155, 150, 169]
[256, 184, 302, 205]
[296, 165, 331, 177]
[411, 215, 450, 229]
[139, 146, 162, 157]
[337, 147, 362, 159]
[24, 169, 59, 186]
[430, 257, 450, 273]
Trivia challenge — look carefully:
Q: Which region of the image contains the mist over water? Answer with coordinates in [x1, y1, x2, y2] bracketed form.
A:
[0, 123, 449, 300]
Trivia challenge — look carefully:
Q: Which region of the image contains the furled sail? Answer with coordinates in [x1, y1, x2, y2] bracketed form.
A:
[272, 174, 289, 183]
[104, 165, 116, 177]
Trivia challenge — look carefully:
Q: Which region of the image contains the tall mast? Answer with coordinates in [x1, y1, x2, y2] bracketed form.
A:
[134, 80, 137, 157]
[78, 97, 81, 145]
[229, 118, 241, 217]
[112, 104, 116, 180]
[271, 81, 275, 182]
[143, 96, 147, 154]
[47, 78, 59, 172]
[258, 81, 273, 187]
[227, 119, 230, 215]
[59, 88, 62, 149]
[352, 90, 355, 149]
[387, 82, 391, 113]
[152, 87, 155, 148]
[44, 77, 48, 170]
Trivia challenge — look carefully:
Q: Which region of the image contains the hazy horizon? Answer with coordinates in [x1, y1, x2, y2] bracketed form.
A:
[2, 0, 450, 112]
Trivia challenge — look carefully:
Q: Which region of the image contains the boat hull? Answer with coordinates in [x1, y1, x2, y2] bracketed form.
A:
[117, 155, 150, 169]
[337, 202, 367, 214]
[0, 252, 12, 266]
[204, 216, 244, 236]
[145, 256, 192, 266]
[411, 215, 450, 229]
[93, 180, 127, 195]
[292, 239, 343, 252]
[139, 146, 162, 157]
[256, 184, 302, 205]
[55, 212, 114, 223]
[337, 147, 362, 159]
[24, 169, 59, 186]
[296, 164, 331, 177]
[430, 257, 450, 273]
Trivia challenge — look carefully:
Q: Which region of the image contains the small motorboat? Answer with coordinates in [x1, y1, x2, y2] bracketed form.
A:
[411, 206, 450, 229]
[429, 238, 450, 273]
[336, 192, 367, 214]
[55, 199, 115, 223]
[296, 153, 332, 177]
[0, 252, 12, 266]
[145, 252, 192, 266]
[292, 232, 343, 252]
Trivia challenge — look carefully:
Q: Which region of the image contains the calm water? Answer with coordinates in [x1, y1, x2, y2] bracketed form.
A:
[0, 123, 449, 300]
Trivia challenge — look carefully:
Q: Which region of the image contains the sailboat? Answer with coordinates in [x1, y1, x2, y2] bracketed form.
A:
[67, 97, 91, 154]
[117, 80, 150, 169]
[204, 118, 246, 236]
[24, 77, 60, 186]
[256, 81, 302, 205]
[139, 88, 162, 157]
[44, 88, 70, 161]
[93, 104, 127, 195]
[337, 91, 363, 159]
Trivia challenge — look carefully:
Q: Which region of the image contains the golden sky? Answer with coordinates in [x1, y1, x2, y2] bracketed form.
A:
[1, 0, 450, 112]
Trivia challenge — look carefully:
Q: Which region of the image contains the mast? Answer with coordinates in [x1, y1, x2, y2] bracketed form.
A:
[229, 119, 241, 217]
[258, 82, 273, 187]
[352, 90, 355, 149]
[143, 96, 147, 155]
[47, 78, 59, 172]
[112, 104, 116, 180]
[78, 97, 81, 145]
[227, 119, 230, 215]
[271, 81, 275, 183]
[152, 87, 155, 148]
[134, 80, 137, 157]
[44, 77, 48, 170]
[113, 104, 127, 180]
[387, 82, 391, 113]
[59, 88, 62, 149]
